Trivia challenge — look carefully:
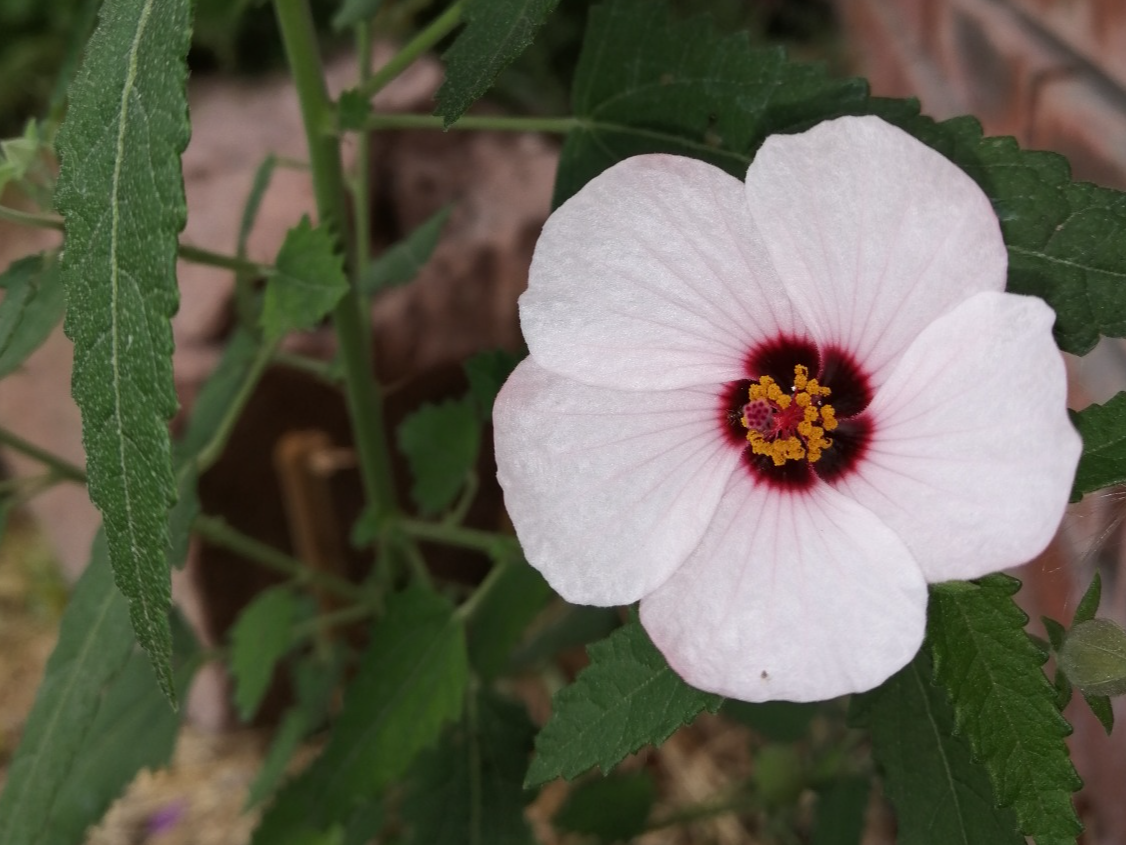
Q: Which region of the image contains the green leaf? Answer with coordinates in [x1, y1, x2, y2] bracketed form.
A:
[810, 777, 870, 845]
[333, 0, 383, 32]
[55, 0, 192, 705]
[0, 253, 66, 379]
[555, 0, 864, 205]
[851, 650, 1022, 845]
[435, 0, 561, 126]
[252, 588, 468, 842]
[0, 531, 135, 845]
[1074, 572, 1102, 624]
[1069, 394, 1126, 499]
[262, 217, 348, 341]
[553, 770, 655, 843]
[397, 397, 481, 515]
[359, 205, 451, 294]
[167, 462, 199, 570]
[230, 586, 302, 721]
[509, 605, 622, 671]
[246, 652, 344, 809]
[721, 699, 819, 742]
[468, 556, 552, 680]
[1082, 692, 1114, 734]
[561, 0, 1126, 356]
[928, 575, 1083, 844]
[402, 692, 536, 845]
[39, 616, 198, 845]
[526, 621, 722, 786]
[337, 88, 372, 133]
[239, 154, 278, 258]
[464, 348, 523, 421]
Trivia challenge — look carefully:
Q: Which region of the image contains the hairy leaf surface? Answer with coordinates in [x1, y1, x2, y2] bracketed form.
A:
[402, 693, 536, 845]
[852, 651, 1023, 845]
[436, 0, 560, 125]
[928, 576, 1083, 844]
[526, 621, 721, 786]
[252, 589, 468, 842]
[55, 0, 192, 702]
[0, 532, 134, 845]
[1070, 393, 1126, 499]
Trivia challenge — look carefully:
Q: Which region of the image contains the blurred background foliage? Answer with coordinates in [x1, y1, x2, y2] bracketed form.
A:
[0, 0, 840, 136]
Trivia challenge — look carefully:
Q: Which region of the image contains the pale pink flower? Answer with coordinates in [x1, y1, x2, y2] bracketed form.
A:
[493, 116, 1081, 702]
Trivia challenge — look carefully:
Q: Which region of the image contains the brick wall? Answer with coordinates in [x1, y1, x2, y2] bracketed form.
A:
[835, 0, 1126, 189]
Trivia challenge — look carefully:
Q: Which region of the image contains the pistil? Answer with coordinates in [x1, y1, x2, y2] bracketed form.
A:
[741, 365, 837, 466]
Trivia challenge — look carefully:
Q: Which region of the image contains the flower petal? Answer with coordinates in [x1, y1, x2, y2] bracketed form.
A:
[639, 476, 927, 702]
[838, 291, 1080, 582]
[520, 154, 800, 390]
[493, 358, 741, 604]
[745, 115, 1008, 385]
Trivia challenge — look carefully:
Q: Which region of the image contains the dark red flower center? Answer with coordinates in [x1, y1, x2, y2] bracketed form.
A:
[719, 335, 873, 492]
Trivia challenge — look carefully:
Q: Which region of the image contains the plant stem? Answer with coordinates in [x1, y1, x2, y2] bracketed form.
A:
[0, 205, 64, 231]
[0, 426, 86, 483]
[354, 22, 374, 279]
[365, 113, 578, 133]
[454, 555, 511, 622]
[179, 243, 269, 276]
[292, 601, 377, 640]
[195, 340, 278, 472]
[0, 205, 272, 277]
[400, 518, 517, 559]
[274, 0, 399, 524]
[194, 513, 365, 602]
[356, 1, 464, 101]
[272, 350, 343, 386]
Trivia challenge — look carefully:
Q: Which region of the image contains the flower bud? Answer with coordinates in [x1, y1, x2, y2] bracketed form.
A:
[1059, 618, 1126, 697]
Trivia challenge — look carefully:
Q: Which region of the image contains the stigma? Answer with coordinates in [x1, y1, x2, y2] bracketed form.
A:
[741, 365, 838, 466]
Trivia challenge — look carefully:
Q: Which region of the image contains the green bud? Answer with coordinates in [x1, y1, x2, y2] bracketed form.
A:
[1059, 618, 1126, 697]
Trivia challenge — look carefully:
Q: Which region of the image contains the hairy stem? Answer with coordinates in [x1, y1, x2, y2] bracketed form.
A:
[274, 0, 398, 522]
[0, 426, 87, 484]
[194, 514, 365, 602]
[356, 1, 464, 100]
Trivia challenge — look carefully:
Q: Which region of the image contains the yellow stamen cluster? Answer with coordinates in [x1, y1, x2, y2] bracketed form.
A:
[745, 365, 838, 466]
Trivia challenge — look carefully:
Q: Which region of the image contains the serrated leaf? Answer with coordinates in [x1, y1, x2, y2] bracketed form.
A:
[851, 650, 1022, 845]
[402, 692, 536, 845]
[262, 217, 348, 341]
[1082, 692, 1114, 734]
[464, 348, 523, 421]
[0, 253, 66, 379]
[435, 0, 561, 126]
[0, 531, 135, 845]
[39, 616, 198, 845]
[928, 575, 1083, 844]
[810, 776, 869, 845]
[333, 0, 383, 32]
[468, 556, 551, 680]
[1069, 394, 1126, 499]
[55, 0, 192, 705]
[526, 621, 721, 786]
[246, 652, 344, 809]
[359, 205, 451, 294]
[553, 770, 655, 843]
[561, 0, 1126, 356]
[252, 588, 468, 842]
[397, 397, 481, 515]
[230, 586, 301, 721]
[1074, 572, 1102, 624]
